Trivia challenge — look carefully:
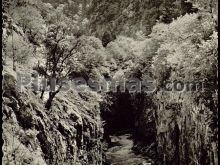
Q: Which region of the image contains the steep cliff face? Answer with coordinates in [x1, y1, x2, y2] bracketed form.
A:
[3, 69, 104, 164]
[154, 91, 218, 165]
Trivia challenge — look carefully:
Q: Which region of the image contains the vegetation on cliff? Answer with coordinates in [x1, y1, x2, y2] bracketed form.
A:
[2, 0, 218, 164]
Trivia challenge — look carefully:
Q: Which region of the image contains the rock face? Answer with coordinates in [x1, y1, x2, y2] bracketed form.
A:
[2, 71, 104, 164]
[154, 91, 218, 165]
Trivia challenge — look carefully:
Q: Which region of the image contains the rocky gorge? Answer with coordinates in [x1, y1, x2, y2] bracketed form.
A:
[2, 0, 218, 164]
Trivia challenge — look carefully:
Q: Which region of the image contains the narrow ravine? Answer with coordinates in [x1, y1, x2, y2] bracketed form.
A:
[101, 92, 155, 165]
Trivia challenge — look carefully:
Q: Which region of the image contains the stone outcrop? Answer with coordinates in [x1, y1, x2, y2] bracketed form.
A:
[3, 71, 104, 165]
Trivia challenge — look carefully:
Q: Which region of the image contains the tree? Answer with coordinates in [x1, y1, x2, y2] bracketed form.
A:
[37, 25, 80, 110]
[12, 5, 46, 45]
[45, 1, 90, 37]
[68, 36, 106, 80]
[87, 0, 197, 37]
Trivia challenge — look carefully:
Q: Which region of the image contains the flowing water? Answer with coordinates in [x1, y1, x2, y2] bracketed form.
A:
[105, 134, 153, 165]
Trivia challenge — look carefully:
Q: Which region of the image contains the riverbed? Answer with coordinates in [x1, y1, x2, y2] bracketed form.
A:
[105, 134, 153, 165]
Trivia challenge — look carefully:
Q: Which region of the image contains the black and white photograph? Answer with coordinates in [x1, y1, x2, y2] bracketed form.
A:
[2, 0, 218, 164]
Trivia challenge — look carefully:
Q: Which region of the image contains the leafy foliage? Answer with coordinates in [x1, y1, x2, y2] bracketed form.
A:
[88, 0, 197, 37]
[36, 25, 80, 109]
[12, 5, 46, 44]
[5, 31, 34, 64]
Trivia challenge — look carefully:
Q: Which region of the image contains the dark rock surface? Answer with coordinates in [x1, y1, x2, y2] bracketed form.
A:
[3, 71, 104, 165]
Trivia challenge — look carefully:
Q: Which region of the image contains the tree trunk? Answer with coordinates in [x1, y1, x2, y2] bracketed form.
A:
[40, 90, 45, 99]
[45, 91, 57, 110]
[45, 85, 61, 110]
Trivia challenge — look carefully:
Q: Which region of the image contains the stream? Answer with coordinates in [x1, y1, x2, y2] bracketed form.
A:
[105, 133, 153, 165]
